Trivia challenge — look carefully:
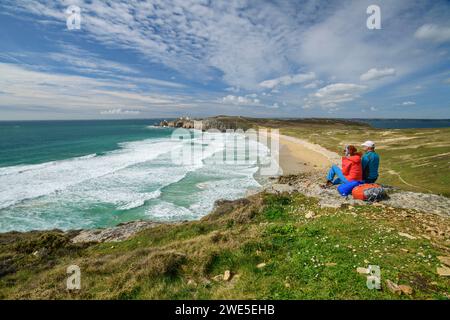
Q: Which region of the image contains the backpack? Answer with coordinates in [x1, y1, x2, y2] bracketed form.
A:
[352, 183, 387, 201]
[337, 180, 363, 196]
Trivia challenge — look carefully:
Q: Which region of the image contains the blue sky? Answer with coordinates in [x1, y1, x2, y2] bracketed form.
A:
[0, 0, 449, 120]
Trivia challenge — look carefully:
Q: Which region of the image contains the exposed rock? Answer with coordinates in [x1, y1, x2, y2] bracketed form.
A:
[223, 270, 231, 281]
[398, 284, 413, 295]
[386, 279, 402, 295]
[267, 184, 296, 194]
[71, 220, 167, 243]
[212, 275, 223, 281]
[437, 266, 450, 276]
[187, 279, 197, 286]
[158, 116, 252, 132]
[257, 263, 267, 269]
[398, 232, 417, 240]
[437, 256, 450, 267]
[272, 171, 450, 217]
[356, 267, 368, 274]
[305, 211, 315, 219]
[319, 201, 342, 209]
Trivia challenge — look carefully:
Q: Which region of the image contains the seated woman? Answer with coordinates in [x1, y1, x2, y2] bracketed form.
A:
[325, 145, 362, 186]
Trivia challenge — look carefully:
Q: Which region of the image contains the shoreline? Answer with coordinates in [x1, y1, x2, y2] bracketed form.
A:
[277, 134, 339, 175]
[0, 131, 339, 238]
[2, 129, 448, 240]
[258, 129, 340, 176]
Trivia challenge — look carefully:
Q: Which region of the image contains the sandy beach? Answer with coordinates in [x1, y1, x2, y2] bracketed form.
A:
[277, 134, 340, 175]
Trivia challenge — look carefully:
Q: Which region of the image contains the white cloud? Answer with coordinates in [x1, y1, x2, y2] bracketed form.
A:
[304, 83, 367, 108]
[402, 101, 416, 106]
[221, 94, 260, 106]
[0, 63, 188, 112]
[6, 0, 450, 93]
[360, 68, 396, 81]
[370, 106, 378, 112]
[415, 24, 450, 43]
[100, 109, 141, 115]
[303, 80, 323, 89]
[259, 72, 316, 89]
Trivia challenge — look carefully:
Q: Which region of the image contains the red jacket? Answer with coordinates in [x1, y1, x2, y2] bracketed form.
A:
[341, 154, 362, 181]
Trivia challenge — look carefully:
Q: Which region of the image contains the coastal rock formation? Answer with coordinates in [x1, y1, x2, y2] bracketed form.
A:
[160, 117, 195, 129]
[71, 220, 167, 243]
[159, 116, 252, 132]
[269, 171, 450, 216]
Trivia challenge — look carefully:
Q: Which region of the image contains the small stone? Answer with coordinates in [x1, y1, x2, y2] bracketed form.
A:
[398, 285, 413, 295]
[257, 263, 267, 269]
[212, 275, 223, 281]
[223, 270, 231, 281]
[436, 266, 450, 276]
[305, 211, 314, 219]
[386, 280, 402, 295]
[373, 202, 385, 207]
[398, 232, 417, 240]
[400, 248, 409, 253]
[187, 279, 197, 286]
[357, 267, 368, 274]
[364, 259, 369, 264]
[319, 202, 341, 209]
[325, 262, 337, 267]
[284, 282, 291, 288]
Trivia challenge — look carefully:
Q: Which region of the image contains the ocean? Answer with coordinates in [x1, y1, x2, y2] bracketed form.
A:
[0, 120, 270, 232]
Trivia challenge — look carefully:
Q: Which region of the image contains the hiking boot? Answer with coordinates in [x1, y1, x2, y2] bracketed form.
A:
[320, 180, 333, 189]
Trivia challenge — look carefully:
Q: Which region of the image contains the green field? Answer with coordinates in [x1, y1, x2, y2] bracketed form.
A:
[0, 192, 448, 299]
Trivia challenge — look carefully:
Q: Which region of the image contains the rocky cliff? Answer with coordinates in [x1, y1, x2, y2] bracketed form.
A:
[159, 116, 253, 132]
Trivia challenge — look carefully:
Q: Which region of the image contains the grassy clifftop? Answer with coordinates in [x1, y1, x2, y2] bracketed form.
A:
[1, 191, 449, 299]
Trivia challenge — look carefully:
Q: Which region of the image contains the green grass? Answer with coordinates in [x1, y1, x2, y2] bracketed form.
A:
[1, 192, 448, 299]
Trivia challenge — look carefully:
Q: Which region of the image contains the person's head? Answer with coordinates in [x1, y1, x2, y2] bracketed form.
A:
[361, 140, 375, 152]
[344, 145, 358, 156]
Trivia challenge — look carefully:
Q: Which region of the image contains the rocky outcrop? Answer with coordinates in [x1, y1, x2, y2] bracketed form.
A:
[159, 117, 195, 129]
[71, 220, 169, 243]
[267, 171, 450, 216]
[159, 116, 252, 132]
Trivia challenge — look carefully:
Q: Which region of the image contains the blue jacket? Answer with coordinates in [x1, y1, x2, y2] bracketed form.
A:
[361, 151, 379, 181]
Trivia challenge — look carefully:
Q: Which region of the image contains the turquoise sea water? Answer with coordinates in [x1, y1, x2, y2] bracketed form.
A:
[0, 120, 266, 232]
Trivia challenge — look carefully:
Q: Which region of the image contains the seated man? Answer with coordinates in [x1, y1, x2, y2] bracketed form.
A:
[361, 140, 380, 183]
[325, 145, 362, 186]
